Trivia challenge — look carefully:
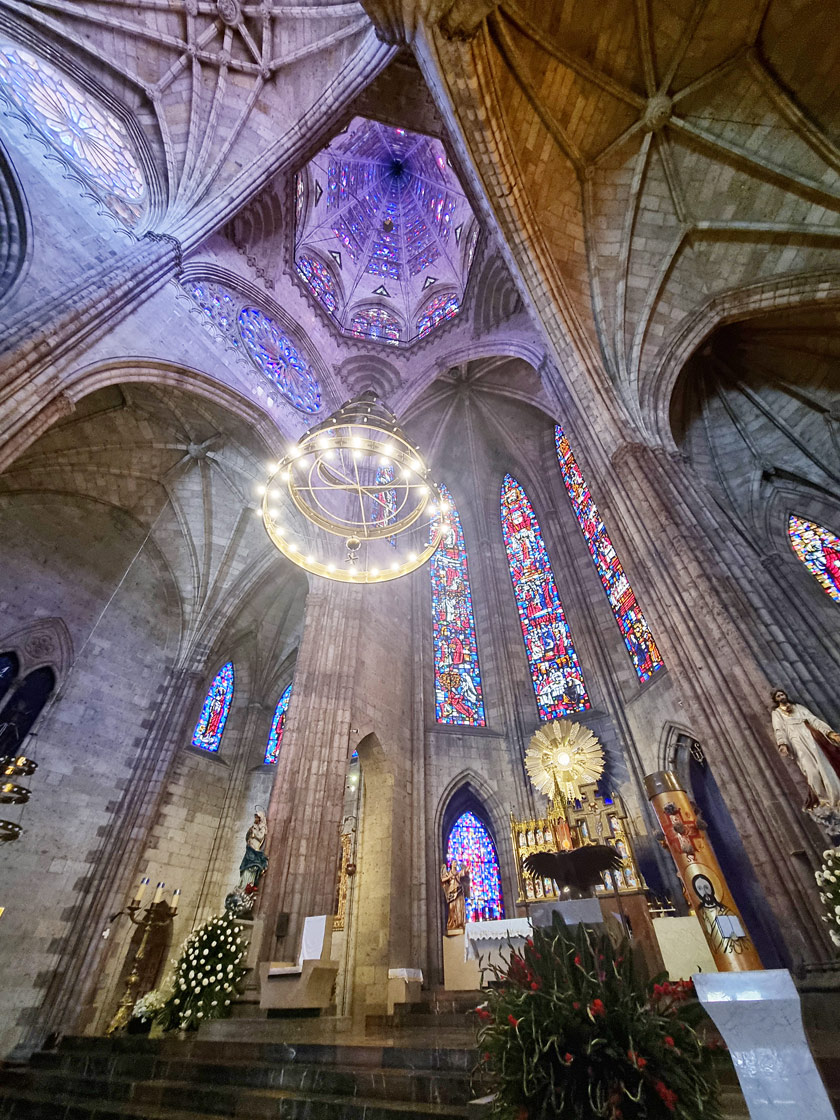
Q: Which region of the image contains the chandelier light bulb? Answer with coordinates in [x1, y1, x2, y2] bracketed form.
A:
[256, 484, 266, 495]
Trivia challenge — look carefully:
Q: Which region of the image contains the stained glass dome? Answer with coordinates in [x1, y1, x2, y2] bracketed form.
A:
[295, 116, 478, 345]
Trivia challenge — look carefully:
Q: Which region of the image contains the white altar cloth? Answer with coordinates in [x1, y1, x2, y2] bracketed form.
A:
[464, 918, 532, 963]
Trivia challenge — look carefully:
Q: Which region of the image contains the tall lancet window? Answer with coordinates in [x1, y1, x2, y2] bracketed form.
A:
[430, 484, 486, 726]
[191, 662, 234, 753]
[554, 425, 665, 683]
[788, 514, 840, 604]
[500, 475, 590, 720]
[264, 683, 293, 764]
[446, 811, 504, 922]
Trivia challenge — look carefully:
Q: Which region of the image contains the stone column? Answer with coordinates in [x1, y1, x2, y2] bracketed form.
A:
[258, 583, 364, 961]
[603, 441, 830, 964]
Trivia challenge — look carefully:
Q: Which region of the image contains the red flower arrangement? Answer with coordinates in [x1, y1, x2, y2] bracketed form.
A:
[474, 914, 721, 1119]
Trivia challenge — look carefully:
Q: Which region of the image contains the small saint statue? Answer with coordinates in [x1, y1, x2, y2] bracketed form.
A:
[771, 689, 840, 836]
[440, 861, 470, 934]
[225, 809, 269, 916]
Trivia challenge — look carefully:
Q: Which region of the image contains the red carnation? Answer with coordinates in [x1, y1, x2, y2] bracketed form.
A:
[574, 954, 582, 966]
[627, 1049, 647, 1068]
[654, 1081, 678, 1111]
[508, 1014, 520, 1028]
[530, 981, 540, 991]
[475, 1007, 491, 1021]
[589, 998, 605, 1018]
[664, 1036, 675, 1048]
[564, 1052, 574, 1063]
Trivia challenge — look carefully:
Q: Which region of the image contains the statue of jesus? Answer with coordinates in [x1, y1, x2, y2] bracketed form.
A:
[771, 689, 840, 811]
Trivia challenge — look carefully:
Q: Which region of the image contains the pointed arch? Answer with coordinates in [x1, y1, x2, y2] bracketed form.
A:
[430, 483, 485, 726]
[444, 807, 504, 923]
[500, 474, 589, 719]
[0, 652, 18, 707]
[0, 665, 55, 754]
[191, 661, 234, 753]
[788, 514, 840, 605]
[554, 425, 665, 683]
[264, 682, 293, 765]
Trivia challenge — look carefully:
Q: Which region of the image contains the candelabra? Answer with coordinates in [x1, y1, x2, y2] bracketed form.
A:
[106, 879, 180, 1034]
[0, 755, 37, 842]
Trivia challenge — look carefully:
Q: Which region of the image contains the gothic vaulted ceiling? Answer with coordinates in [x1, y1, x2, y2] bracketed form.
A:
[390, 0, 840, 439]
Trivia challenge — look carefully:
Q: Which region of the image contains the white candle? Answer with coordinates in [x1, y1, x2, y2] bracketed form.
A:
[171, 888, 181, 914]
[153, 881, 165, 904]
[133, 876, 150, 905]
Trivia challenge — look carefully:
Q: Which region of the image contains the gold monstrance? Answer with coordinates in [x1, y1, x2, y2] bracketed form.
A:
[513, 720, 642, 903]
[525, 719, 605, 806]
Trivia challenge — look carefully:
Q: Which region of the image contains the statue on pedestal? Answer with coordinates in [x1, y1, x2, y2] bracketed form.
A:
[440, 861, 470, 933]
[225, 809, 269, 916]
[771, 690, 840, 838]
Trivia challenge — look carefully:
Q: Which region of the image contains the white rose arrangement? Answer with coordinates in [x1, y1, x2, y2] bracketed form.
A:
[155, 911, 248, 1032]
[816, 848, 840, 950]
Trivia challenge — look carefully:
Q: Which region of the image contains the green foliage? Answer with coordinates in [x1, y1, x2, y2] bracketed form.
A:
[156, 911, 247, 1032]
[816, 848, 840, 950]
[475, 916, 721, 1120]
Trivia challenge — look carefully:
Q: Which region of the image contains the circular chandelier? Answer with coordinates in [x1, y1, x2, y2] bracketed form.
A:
[525, 720, 605, 804]
[260, 393, 448, 583]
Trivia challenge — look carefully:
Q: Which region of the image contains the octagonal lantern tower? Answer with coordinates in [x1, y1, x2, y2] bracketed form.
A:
[294, 116, 480, 347]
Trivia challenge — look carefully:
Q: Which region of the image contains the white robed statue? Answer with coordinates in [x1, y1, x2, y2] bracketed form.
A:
[771, 690, 840, 831]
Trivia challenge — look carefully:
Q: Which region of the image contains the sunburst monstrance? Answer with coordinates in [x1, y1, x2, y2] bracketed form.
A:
[525, 719, 605, 805]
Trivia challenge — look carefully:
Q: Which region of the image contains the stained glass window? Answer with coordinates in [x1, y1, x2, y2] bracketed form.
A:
[430, 485, 485, 726]
[371, 465, 398, 547]
[554, 425, 665, 683]
[297, 116, 478, 344]
[238, 307, 321, 414]
[788, 514, 840, 604]
[264, 683, 293, 765]
[350, 306, 401, 345]
[181, 280, 240, 344]
[416, 292, 460, 338]
[446, 811, 504, 923]
[192, 662, 234, 753]
[296, 255, 340, 318]
[0, 42, 145, 225]
[500, 475, 590, 719]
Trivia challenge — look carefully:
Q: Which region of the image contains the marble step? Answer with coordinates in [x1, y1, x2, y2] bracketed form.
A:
[45, 1037, 475, 1072]
[0, 1083, 471, 1120]
[4, 1059, 475, 1108]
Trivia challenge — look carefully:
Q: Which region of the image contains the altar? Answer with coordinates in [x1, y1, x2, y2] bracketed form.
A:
[464, 917, 532, 966]
[442, 917, 532, 990]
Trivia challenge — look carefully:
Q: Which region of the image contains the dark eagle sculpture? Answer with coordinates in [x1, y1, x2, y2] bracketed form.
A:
[523, 845, 623, 897]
